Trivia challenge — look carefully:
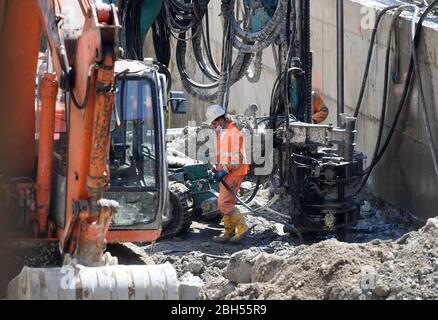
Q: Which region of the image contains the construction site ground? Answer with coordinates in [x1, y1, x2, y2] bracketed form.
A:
[107, 187, 438, 300]
[4, 184, 437, 300]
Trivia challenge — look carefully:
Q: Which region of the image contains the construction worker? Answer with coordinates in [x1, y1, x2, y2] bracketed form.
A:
[205, 104, 251, 244]
[312, 89, 329, 124]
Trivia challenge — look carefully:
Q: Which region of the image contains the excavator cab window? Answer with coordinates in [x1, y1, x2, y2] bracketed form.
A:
[110, 79, 156, 188]
[106, 74, 162, 229]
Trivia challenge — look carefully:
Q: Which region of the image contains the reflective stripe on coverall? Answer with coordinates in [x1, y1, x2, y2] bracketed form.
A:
[216, 120, 249, 215]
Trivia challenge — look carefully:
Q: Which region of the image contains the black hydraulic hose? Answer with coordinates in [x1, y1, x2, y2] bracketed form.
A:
[232, 23, 284, 53]
[230, 0, 288, 42]
[229, 0, 286, 54]
[355, 6, 414, 194]
[354, 5, 399, 118]
[152, 7, 171, 66]
[176, 32, 254, 102]
[176, 33, 219, 89]
[192, 26, 220, 82]
[203, 10, 221, 75]
[169, 0, 194, 12]
[269, 73, 283, 118]
[154, 60, 173, 94]
[246, 50, 263, 83]
[370, 7, 409, 169]
[355, 1, 438, 194]
[219, 178, 303, 241]
[243, 176, 262, 204]
[70, 71, 92, 110]
[175, 0, 262, 103]
[164, 0, 203, 34]
[176, 37, 219, 102]
[374, 1, 437, 167]
[231, 51, 254, 82]
[121, 0, 144, 60]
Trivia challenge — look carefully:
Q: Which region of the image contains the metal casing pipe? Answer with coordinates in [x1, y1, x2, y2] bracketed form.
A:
[337, 0, 345, 125]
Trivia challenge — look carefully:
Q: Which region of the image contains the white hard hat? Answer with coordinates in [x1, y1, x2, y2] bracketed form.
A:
[205, 104, 226, 123]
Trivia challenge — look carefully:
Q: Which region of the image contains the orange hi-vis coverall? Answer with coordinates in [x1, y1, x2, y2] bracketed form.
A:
[312, 93, 329, 124]
[216, 120, 249, 216]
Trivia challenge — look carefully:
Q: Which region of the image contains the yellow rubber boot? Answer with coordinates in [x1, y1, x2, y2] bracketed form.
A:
[212, 214, 235, 243]
[229, 209, 250, 244]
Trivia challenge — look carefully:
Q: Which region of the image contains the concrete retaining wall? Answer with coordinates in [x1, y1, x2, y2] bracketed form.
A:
[310, 0, 438, 220]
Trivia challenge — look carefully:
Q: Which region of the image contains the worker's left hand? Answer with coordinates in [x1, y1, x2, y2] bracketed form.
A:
[214, 169, 228, 182]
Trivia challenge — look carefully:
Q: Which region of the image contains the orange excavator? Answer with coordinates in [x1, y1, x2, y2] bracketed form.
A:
[0, 0, 182, 299]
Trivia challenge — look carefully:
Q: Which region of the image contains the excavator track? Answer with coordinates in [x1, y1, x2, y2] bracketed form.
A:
[160, 182, 194, 240]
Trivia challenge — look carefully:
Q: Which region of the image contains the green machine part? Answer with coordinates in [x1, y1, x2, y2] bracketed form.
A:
[139, 0, 163, 40]
[184, 164, 219, 212]
[243, 0, 278, 32]
[169, 164, 219, 212]
[102, 0, 163, 41]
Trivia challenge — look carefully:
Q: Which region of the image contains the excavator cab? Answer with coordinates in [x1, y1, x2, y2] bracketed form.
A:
[106, 60, 193, 240]
[105, 60, 169, 236]
[47, 59, 170, 244]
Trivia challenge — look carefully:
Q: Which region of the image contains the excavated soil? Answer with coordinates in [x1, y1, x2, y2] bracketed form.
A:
[123, 183, 437, 300]
[3, 189, 435, 300]
[225, 218, 438, 300]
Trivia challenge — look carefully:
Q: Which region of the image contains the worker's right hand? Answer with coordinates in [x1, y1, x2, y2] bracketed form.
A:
[214, 169, 228, 182]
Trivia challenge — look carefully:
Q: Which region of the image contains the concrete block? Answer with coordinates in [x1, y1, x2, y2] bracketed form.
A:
[225, 249, 260, 284]
[251, 253, 285, 283]
[178, 272, 204, 300]
[423, 218, 438, 233]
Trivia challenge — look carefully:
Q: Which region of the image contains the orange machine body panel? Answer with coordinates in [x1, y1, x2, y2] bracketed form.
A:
[0, 1, 163, 258]
[0, 0, 41, 178]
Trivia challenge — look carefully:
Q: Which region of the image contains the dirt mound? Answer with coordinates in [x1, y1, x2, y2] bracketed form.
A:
[226, 218, 438, 300]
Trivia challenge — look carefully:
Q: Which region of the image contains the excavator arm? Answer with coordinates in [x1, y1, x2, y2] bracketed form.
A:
[0, 1, 181, 300]
[39, 0, 121, 265]
[1, 0, 122, 265]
